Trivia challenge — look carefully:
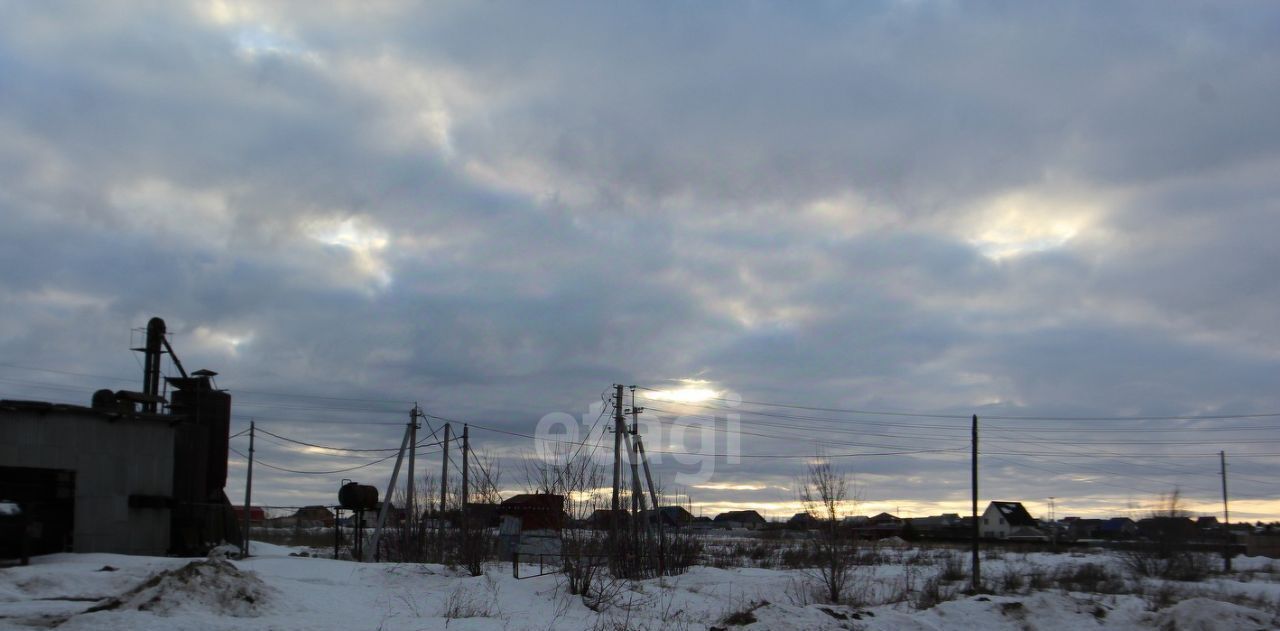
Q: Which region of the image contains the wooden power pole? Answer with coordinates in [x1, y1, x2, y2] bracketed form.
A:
[629, 388, 645, 541]
[406, 406, 418, 549]
[1221, 450, 1232, 572]
[462, 424, 470, 529]
[240, 420, 255, 558]
[370, 421, 413, 562]
[612, 383, 624, 544]
[439, 422, 451, 562]
[971, 413, 980, 593]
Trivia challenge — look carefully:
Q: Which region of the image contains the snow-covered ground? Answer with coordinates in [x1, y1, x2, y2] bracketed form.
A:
[1, 541, 1278, 630]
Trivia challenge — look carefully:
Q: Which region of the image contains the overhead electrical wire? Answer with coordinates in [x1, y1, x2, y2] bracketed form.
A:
[5, 361, 1277, 510]
[230, 447, 399, 475]
[636, 385, 1280, 422]
[247, 427, 449, 454]
[466, 422, 965, 459]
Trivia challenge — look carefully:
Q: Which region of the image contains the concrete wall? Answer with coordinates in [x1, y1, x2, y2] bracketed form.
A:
[0, 406, 174, 555]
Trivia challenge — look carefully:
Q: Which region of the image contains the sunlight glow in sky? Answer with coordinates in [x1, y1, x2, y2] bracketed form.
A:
[967, 191, 1095, 260]
[645, 388, 719, 403]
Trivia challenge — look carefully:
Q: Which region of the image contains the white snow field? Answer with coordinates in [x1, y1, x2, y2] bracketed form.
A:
[1, 541, 1278, 630]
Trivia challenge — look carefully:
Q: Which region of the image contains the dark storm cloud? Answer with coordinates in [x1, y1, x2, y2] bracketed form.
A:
[1, 1, 1278, 518]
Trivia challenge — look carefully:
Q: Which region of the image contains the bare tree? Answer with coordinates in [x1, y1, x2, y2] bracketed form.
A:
[1123, 486, 1211, 581]
[520, 445, 611, 599]
[798, 459, 859, 604]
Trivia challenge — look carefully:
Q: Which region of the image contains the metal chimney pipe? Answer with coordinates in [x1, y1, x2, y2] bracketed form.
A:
[142, 317, 166, 413]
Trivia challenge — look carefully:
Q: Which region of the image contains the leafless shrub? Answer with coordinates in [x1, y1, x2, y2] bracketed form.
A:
[798, 459, 859, 604]
[912, 575, 958, 610]
[439, 585, 492, 619]
[1027, 566, 1051, 591]
[998, 566, 1026, 593]
[937, 551, 967, 583]
[1121, 488, 1212, 582]
[1054, 563, 1124, 594]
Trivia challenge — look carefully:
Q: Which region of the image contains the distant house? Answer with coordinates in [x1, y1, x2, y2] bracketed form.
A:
[1196, 516, 1221, 531]
[788, 512, 819, 529]
[496, 494, 564, 562]
[587, 509, 628, 530]
[1098, 517, 1137, 539]
[267, 505, 335, 529]
[231, 506, 266, 526]
[688, 515, 714, 531]
[856, 512, 905, 539]
[1065, 518, 1103, 540]
[869, 512, 902, 526]
[981, 502, 1040, 540]
[647, 506, 695, 528]
[910, 513, 964, 539]
[500, 494, 565, 531]
[1137, 516, 1197, 542]
[713, 510, 767, 530]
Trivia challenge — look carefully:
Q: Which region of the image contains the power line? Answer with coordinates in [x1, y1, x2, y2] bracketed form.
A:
[983, 449, 1280, 458]
[251, 427, 449, 453]
[641, 404, 963, 451]
[229, 447, 399, 475]
[637, 386, 1280, 422]
[465, 422, 964, 459]
[468, 442, 503, 500]
[230, 414, 406, 426]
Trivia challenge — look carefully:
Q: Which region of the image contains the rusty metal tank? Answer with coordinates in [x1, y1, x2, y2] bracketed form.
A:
[338, 482, 378, 511]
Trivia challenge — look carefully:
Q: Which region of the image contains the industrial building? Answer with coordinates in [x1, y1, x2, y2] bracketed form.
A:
[0, 317, 240, 557]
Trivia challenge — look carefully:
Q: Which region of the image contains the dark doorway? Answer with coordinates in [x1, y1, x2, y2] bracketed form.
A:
[0, 466, 75, 556]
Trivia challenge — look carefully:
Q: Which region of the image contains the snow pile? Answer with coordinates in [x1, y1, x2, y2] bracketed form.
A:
[1149, 597, 1278, 630]
[86, 558, 276, 617]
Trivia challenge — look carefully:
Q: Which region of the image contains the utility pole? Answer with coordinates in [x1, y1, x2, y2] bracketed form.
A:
[629, 387, 645, 542]
[635, 431, 664, 575]
[1048, 497, 1057, 549]
[439, 423, 451, 562]
[971, 413, 980, 593]
[612, 383, 624, 545]
[370, 421, 413, 562]
[462, 424, 470, 529]
[406, 406, 418, 550]
[240, 420, 255, 558]
[1221, 450, 1232, 572]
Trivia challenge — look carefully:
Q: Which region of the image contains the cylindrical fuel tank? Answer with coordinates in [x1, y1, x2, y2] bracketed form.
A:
[338, 482, 378, 511]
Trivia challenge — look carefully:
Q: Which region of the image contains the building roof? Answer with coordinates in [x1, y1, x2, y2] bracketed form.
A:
[0, 398, 172, 425]
[653, 506, 694, 522]
[988, 501, 1038, 527]
[1099, 517, 1135, 531]
[714, 510, 766, 523]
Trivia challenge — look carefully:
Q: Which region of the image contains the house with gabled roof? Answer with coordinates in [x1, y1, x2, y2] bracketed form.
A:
[981, 501, 1042, 540]
[713, 510, 767, 530]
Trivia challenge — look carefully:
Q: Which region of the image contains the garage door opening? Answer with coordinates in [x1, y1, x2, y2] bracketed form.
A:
[0, 466, 75, 556]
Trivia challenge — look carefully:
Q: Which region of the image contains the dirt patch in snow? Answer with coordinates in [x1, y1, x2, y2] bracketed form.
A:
[83, 558, 275, 618]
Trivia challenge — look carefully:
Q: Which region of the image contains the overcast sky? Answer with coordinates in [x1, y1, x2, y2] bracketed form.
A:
[2, 1, 1278, 521]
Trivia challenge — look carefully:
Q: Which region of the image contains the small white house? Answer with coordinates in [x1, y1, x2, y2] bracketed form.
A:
[981, 501, 1041, 540]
